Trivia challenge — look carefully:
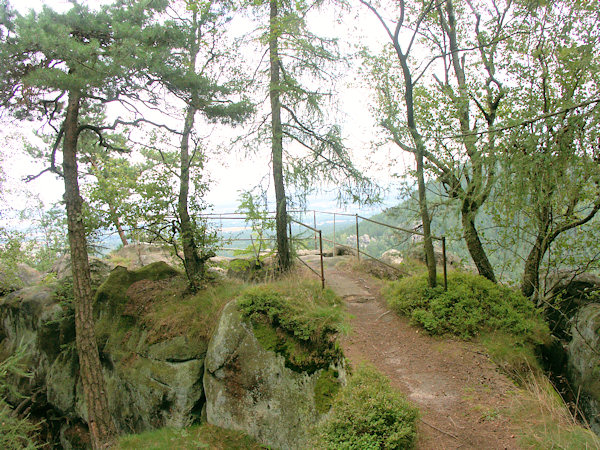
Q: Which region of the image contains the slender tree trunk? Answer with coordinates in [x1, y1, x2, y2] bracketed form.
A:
[393, 36, 437, 287]
[461, 205, 496, 282]
[113, 214, 129, 247]
[269, 0, 291, 271]
[179, 104, 203, 289]
[62, 90, 116, 449]
[416, 151, 437, 287]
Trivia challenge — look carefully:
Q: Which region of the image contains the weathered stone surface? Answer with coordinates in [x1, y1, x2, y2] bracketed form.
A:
[0, 262, 207, 438]
[107, 243, 179, 270]
[50, 255, 112, 283]
[381, 249, 403, 265]
[0, 263, 43, 294]
[204, 300, 330, 450]
[568, 303, 600, 434]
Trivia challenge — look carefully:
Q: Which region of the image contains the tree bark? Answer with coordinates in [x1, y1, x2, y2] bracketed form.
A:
[270, 0, 291, 271]
[461, 205, 496, 283]
[179, 104, 204, 289]
[62, 90, 116, 449]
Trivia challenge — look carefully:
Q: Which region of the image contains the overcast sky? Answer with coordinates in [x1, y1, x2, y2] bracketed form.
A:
[3, 0, 405, 217]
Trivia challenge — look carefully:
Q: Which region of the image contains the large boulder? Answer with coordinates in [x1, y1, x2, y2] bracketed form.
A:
[0, 263, 43, 295]
[568, 303, 600, 434]
[50, 255, 112, 283]
[107, 243, 179, 270]
[0, 261, 208, 443]
[381, 249, 403, 265]
[204, 300, 341, 449]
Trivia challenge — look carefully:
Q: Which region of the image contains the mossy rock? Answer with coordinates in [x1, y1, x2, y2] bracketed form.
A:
[94, 262, 180, 318]
[204, 300, 344, 450]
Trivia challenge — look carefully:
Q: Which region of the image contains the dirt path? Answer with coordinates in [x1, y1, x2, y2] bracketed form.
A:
[303, 255, 521, 450]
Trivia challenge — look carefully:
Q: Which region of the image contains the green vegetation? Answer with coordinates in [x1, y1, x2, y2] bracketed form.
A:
[384, 272, 549, 341]
[0, 347, 40, 449]
[116, 423, 264, 450]
[94, 263, 246, 351]
[238, 278, 345, 374]
[315, 364, 419, 449]
[384, 271, 551, 379]
[511, 375, 600, 449]
[314, 367, 341, 414]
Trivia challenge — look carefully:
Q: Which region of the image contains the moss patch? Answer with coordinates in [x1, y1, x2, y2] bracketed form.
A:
[237, 279, 345, 374]
[314, 368, 341, 414]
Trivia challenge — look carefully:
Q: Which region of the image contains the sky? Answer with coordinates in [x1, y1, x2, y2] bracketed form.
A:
[2, 0, 410, 218]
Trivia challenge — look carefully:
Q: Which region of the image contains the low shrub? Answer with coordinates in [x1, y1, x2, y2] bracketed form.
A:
[315, 364, 419, 449]
[384, 272, 549, 342]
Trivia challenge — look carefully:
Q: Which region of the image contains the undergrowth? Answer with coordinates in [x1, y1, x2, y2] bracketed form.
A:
[116, 423, 264, 449]
[511, 374, 600, 449]
[237, 277, 346, 374]
[314, 364, 419, 449]
[384, 272, 548, 341]
[384, 271, 550, 378]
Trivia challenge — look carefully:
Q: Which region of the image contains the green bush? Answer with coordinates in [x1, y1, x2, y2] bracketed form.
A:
[315, 364, 419, 449]
[238, 279, 345, 374]
[384, 272, 549, 342]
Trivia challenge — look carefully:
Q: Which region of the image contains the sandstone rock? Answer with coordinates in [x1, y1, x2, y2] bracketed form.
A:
[50, 254, 112, 283]
[568, 303, 600, 434]
[0, 262, 207, 439]
[107, 243, 179, 270]
[381, 249, 403, 265]
[204, 300, 339, 449]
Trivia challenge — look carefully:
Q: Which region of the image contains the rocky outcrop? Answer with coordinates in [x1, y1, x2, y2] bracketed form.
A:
[0, 262, 207, 444]
[107, 243, 179, 270]
[50, 255, 112, 283]
[381, 249, 403, 265]
[204, 300, 341, 449]
[568, 303, 600, 434]
[0, 263, 43, 295]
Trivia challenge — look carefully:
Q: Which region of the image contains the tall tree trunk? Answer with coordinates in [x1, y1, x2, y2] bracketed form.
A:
[179, 104, 203, 289]
[416, 151, 437, 287]
[393, 34, 437, 287]
[270, 0, 291, 271]
[461, 205, 496, 282]
[62, 90, 116, 449]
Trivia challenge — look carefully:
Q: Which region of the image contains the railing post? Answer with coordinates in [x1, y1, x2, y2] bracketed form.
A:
[333, 213, 336, 256]
[319, 230, 325, 289]
[442, 236, 448, 291]
[313, 210, 318, 250]
[355, 214, 360, 262]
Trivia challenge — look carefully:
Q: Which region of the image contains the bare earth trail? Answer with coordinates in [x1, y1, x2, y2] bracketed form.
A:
[302, 255, 521, 450]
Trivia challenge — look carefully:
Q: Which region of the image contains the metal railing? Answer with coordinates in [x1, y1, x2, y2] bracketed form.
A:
[200, 209, 448, 290]
[288, 217, 325, 289]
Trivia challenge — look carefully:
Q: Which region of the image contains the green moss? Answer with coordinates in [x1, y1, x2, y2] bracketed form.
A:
[314, 368, 341, 414]
[94, 262, 181, 316]
[237, 280, 345, 374]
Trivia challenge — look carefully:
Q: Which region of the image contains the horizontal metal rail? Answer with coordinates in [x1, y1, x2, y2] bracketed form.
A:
[356, 214, 443, 241]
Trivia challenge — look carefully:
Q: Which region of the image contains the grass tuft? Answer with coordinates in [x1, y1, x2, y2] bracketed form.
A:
[115, 423, 264, 449]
